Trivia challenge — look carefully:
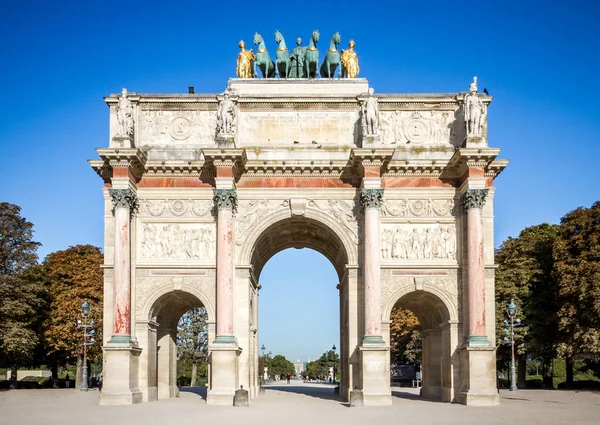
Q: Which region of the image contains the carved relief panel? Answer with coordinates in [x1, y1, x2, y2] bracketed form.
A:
[138, 223, 216, 263]
[381, 223, 456, 261]
[381, 198, 455, 218]
[139, 111, 217, 146]
[379, 111, 458, 146]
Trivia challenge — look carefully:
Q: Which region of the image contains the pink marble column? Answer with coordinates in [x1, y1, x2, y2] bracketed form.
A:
[213, 189, 237, 344]
[109, 188, 137, 343]
[462, 188, 489, 345]
[361, 189, 384, 344]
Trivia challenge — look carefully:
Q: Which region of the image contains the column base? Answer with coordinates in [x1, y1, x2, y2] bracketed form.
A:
[362, 335, 385, 345]
[207, 343, 241, 406]
[100, 343, 143, 406]
[359, 344, 392, 406]
[467, 335, 491, 346]
[456, 345, 499, 406]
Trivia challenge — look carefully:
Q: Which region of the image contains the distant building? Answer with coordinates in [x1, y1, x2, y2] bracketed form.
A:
[294, 359, 304, 376]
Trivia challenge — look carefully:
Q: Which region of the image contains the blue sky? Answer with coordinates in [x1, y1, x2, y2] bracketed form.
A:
[1, 1, 599, 362]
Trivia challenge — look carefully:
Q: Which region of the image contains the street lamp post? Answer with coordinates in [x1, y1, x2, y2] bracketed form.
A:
[260, 344, 266, 385]
[503, 299, 521, 392]
[77, 299, 95, 391]
[331, 345, 337, 384]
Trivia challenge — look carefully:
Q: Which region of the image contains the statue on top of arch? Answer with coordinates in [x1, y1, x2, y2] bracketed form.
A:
[235, 30, 361, 79]
[463, 76, 486, 139]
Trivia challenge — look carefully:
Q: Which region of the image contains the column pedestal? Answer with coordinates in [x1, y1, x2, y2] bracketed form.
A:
[456, 346, 500, 406]
[207, 344, 241, 405]
[99, 344, 143, 405]
[359, 345, 392, 406]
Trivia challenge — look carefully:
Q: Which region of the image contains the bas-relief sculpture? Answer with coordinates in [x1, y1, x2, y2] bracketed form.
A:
[138, 199, 213, 218]
[464, 76, 486, 138]
[381, 224, 457, 261]
[140, 223, 216, 262]
[381, 199, 455, 218]
[140, 111, 217, 146]
[379, 111, 456, 146]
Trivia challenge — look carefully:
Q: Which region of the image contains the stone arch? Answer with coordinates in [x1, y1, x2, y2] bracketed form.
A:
[139, 277, 216, 326]
[383, 283, 458, 326]
[238, 202, 358, 279]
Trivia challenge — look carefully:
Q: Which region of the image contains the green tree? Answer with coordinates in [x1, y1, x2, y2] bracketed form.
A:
[495, 223, 559, 388]
[0, 203, 45, 389]
[390, 307, 421, 365]
[176, 307, 208, 387]
[43, 245, 103, 388]
[553, 201, 600, 388]
[269, 354, 295, 378]
[305, 350, 339, 381]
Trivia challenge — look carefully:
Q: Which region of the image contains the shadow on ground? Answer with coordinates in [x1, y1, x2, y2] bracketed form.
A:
[265, 383, 341, 402]
[179, 386, 207, 400]
[391, 388, 445, 403]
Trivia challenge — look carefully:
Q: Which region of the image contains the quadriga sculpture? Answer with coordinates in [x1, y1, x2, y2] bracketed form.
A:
[253, 32, 276, 78]
[320, 32, 341, 78]
[304, 30, 320, 79]
[274, 30, 291, 78]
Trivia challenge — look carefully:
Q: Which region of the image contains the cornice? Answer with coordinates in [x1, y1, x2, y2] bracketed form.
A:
[446, 148, 507, 179]
[92, 148, 147, 180]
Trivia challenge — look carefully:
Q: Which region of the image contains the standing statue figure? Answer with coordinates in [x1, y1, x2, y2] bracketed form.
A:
[361, 88, 379, 136]
[274, 30, 291, 78]
[290, 38, 306, 78]
[253, 32, 276, 78]
[116, 88, 134, 138]
[464, 76, 486, 138]
[217, 91, 237, 136]
[304, 30, 320, 79]
[340, 40, 359, 78]
[236, 40, 255, 79]
[320, 32, 341, 78]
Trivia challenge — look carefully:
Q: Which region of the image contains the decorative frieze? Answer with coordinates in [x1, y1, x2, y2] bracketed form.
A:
[213, 189, 238, 212]
[139, 223, 216, 262]
[109, 188, 138, 210]
[140, 110, 217, 146]
[381, 199, 454, 218]
[379, 110, 458, 146]
[461, 189, 488, 211]
[138, 199, 213, 218]
[360, 189, 384, 210]
[381, 224, 457, 261]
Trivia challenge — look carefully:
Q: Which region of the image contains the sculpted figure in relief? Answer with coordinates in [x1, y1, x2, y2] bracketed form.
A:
[236, 40, 256, 79]
[141, 224, 215, 261]
[116, 88, 134, 138]
[217, 92, 237, 136]
[361, 88, 379, 136]
[464, 77, 486, 138]
[383, 224, 456, 261]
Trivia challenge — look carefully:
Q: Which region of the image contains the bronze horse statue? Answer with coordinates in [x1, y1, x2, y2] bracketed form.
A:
[304, 30, 320, 79]
[253, 32, 275, 78]
[274, 30, 291, 78]
[320, 32, 341, 78]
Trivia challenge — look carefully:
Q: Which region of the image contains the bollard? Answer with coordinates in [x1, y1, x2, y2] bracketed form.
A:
[234, 385, 249, 407]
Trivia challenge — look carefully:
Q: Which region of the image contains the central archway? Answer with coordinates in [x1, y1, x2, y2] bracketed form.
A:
[238, 210, 358, 399]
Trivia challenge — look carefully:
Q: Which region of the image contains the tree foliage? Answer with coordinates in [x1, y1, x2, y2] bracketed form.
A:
[554, 202, 600, 362]
[176, 307, 208, 386]
[494, 223, 559, 387]
[43, 245, 104, 368]
[305, 350, 339, 380]
[390, 307, 421, 365]
[0, 203, 46, 382]
[268, 354, 295, 378]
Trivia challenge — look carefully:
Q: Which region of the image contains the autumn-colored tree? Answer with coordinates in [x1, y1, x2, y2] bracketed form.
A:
[390, 307, 421, 365]
[0, 203, 46, 388]
[43, 245, 103, 388]
[176, 307, 208, 387]
[495, 224, 559, 388]
[553, 201, 600, 388]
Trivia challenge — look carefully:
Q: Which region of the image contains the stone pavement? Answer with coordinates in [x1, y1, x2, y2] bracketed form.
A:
[1, 381, 599, 425]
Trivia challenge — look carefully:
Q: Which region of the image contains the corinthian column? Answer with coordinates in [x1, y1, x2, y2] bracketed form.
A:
[108, 188, 137, 343]
[461, 188, 490, 345]
[213, 188, 237, 344]
[360, 189, 384, 344]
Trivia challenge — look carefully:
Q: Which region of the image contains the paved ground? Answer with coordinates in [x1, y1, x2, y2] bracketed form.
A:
[1, 381, 599, 425]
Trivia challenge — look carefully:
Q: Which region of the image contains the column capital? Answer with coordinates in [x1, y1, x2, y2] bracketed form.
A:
[213, 188, 238, 212]
[360, 188, 384, 210]
[461, 188, 488, 211]
[108, 188, 138, 210]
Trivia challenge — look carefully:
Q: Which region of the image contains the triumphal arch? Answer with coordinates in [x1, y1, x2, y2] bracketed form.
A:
[90, 43, 507, 406]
